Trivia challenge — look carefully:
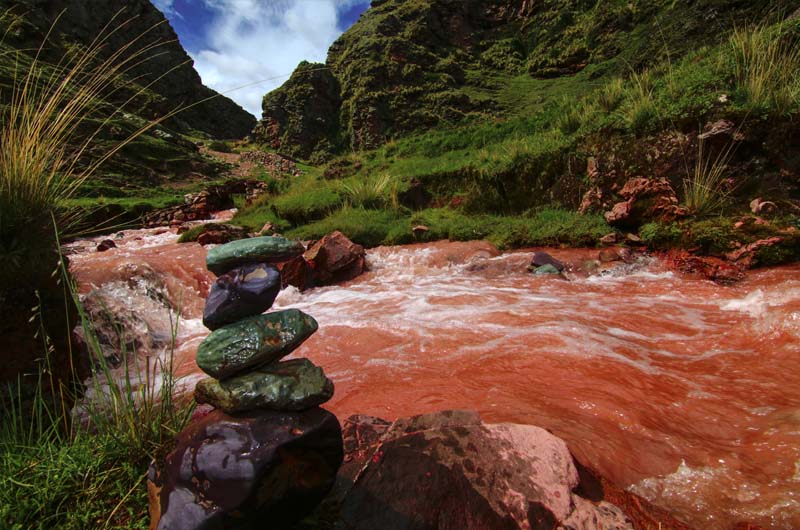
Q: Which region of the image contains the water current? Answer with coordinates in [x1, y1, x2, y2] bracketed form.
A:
[67, 222, 800, 529]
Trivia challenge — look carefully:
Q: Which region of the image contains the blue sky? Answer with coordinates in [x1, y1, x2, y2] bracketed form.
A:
[151, 0, 370, 117]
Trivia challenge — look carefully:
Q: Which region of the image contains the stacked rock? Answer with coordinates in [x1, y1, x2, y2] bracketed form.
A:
[149, 236, 343, 530]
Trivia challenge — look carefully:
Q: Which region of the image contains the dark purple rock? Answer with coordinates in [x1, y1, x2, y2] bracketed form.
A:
[96, 239, 117, 252]
[202, 263, 281, 331]
[148, 407, 343, 530]
[529, 251, 565, 272]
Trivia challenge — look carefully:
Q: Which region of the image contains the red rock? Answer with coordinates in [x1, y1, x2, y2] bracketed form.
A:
[337, 411, 635, 530]
[277, 255, 314, 291]
[303, 231, 367, 286]
[604, 177, 688, 228]
[599, 248, 621, 263]
[671, 252, 744, 285]
[725, 237, 784, 266]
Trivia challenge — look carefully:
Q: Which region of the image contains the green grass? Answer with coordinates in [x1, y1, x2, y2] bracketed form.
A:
[282, 206, 610, 250]
[0, 432, 151, 529]
[1, 259, 193, 529]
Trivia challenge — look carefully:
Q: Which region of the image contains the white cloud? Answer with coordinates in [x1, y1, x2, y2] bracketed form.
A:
[190, 0, 363, 118]
[152, 0, 176, 15]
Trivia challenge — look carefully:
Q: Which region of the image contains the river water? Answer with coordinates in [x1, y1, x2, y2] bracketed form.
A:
[67, 224, 800, 530]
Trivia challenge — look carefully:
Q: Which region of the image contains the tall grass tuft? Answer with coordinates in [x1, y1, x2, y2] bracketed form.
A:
[597, 78, 625, 113]
[0, 10, 179, 281]
[340, 172, 396, 209]
[729, 24, 800, 114]
[682, 137, 737, 215]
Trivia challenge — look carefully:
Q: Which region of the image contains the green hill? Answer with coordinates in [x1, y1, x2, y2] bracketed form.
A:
[240, 0, 800, 259]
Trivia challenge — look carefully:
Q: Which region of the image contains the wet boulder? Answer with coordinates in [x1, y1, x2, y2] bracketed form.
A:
[148, 407, 343, 530]
[96, 239, 117, 252]
[338, 410, 633, 530]
[533, 263, 562, 276]
[527, 251, 565, 272]
[194, 358, 333, 413]
[202, 263, 281, 331]
[303, 231, 367, 286]
[206, 236, 305, 276]
[196, 309, 318, 379]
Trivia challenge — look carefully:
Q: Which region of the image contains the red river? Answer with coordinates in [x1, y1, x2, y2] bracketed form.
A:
[67, 224, 800, 530]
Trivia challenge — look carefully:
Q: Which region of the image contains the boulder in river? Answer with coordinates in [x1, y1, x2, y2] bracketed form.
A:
[202, 263, 281, 330]
[148, 407, 343, 530]
[196, 309, 318, 379]
[194, 358, 334, 413]
[336, 410, 634, 530]
[303, 231, 367, 286]
[206, 235, 305, 276]
[528, 251, 565, 272]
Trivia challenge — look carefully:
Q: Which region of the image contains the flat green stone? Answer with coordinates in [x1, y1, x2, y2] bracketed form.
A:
[206, 236, 304, 275]
[533, 264, 562, 275]
[196, 309, 318, 379]
[194, 358, 334, 412]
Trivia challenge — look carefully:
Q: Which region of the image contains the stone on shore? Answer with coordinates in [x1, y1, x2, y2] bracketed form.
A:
[202, 263, 281, 330]
[148, 407, 343, 530]
[196, 309, 318, 380]
[206, 236, 304, 276]
[194, 358, 334, 413]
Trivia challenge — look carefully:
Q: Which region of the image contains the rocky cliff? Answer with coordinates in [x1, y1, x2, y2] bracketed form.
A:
[1, 0, 255, 139]
[254, 0, 795, 160]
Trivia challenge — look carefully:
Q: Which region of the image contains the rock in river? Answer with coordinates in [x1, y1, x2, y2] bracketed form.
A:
[148, 407, 343, 530]
[194, 358, 334, 413]
[528, 251, 565, 272]
[202, 263, 281, 331]
[196, 309, 318, 380]
[206, 236, 304, 276]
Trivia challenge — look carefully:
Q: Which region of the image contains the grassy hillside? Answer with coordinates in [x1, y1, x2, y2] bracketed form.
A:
[236, 2, 800, 261]
[0, 1, 256, 219]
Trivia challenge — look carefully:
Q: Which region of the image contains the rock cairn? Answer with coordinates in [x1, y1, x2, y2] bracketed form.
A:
[148, 236, 343, 530]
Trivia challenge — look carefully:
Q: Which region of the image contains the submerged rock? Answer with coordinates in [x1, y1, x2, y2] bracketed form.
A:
[148, 407, 343, 530]
[96, 239, 117, 252]
[337, 410, 633, 530]
[533, 263, 562, 276]
[528, 251, 565, 272]
[202, 263, 281, 330]
[196, 309, 318, 379]
[206, 236, 305, 276]
[194, 358, 334, 413]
